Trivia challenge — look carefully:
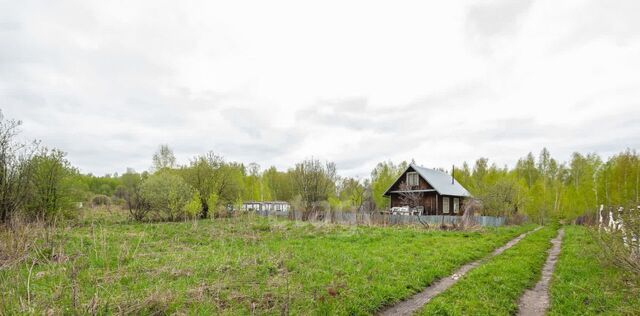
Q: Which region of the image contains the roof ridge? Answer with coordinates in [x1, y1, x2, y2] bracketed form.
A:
[412, 163, 448, 174]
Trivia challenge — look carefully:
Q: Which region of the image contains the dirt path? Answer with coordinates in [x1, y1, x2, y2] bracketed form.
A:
[377, 227, 542, 316]
[517, 228, 564, 316]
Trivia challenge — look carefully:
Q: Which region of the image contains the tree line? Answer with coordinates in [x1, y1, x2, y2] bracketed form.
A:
[0, 111, 372, 222]
[368, 149, 639, 222]
[453, 148, 639, 222]
[0, 111, 637, 223]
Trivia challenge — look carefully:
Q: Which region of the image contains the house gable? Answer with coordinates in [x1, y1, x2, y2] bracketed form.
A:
[384, 166, 434, 195]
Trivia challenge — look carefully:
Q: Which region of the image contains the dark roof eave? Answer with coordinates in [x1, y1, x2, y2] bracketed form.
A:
[385, 190, 470, 197]
[387, 189, 437, 194]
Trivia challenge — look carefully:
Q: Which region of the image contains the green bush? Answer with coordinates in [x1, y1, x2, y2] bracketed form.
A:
[91, 194, 111, 207]
[207, 193, 225, 218]
[140, 172, 193, 221]
[184, 192, 201, 219]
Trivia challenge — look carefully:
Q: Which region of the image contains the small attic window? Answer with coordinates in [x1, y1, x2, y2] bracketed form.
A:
[407, 172, 419, 186]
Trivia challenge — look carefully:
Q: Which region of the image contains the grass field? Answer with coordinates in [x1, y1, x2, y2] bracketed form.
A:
[418, 225, 558, 315]
[0, 212, 532, 315]
[549, 225, 640, 315]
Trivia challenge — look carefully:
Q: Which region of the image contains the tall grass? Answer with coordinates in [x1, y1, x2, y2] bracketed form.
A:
[0, 213, 532, 314]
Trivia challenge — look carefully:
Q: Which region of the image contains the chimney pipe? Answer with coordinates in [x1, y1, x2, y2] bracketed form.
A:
[451, 165, 455, 184]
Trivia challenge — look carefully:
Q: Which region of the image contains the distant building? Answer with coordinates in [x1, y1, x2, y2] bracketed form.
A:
[242, 201, 290, 212]
[383, 163, 470, 215]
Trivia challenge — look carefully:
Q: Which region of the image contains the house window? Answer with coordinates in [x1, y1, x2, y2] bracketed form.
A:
[443, 197, 450, 214]
[453, 198, 459, 214]
[407, 172, 419, 187]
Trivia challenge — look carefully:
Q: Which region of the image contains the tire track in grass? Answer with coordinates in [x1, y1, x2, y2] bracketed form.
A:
[377, 226, 542, 316]
[416, 226, 558, 315]
[517, 228, 564, 316]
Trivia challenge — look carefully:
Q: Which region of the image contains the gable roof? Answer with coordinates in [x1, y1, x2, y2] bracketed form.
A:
[383, 163, 471, 197]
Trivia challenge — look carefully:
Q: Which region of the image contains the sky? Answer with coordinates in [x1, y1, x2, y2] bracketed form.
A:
[1, 0, 639, 178]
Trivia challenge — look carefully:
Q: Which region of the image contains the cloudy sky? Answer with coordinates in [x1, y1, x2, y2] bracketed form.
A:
[1, 0, 639, 177]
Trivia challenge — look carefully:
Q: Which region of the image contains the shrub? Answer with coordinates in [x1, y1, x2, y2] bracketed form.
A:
[121, 171, 150, 221]
[111, 197, 126, 206]
[184, 192, 201, 219]
[140, 172, 193, 221]
[597, 206, 640, 277]
[91, 194, 111, 207]
[233, 197, 243, 213]
[207, 193, 225, 218]
[0, 112, 37, 223]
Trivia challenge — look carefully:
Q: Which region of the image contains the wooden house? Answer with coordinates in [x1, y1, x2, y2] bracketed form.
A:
[383, 163, 471, 215]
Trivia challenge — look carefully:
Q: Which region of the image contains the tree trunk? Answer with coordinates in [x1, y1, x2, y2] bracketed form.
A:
[201, 199, 209, 219]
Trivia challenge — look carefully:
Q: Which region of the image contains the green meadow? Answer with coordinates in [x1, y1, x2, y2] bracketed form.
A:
[0, 212, 531, 315]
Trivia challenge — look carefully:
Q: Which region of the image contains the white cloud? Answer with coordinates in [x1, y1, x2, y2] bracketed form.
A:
[0, 0, 638, 176]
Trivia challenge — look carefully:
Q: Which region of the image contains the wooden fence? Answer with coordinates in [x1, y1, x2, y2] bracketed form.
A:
[253, 209, 506, 227]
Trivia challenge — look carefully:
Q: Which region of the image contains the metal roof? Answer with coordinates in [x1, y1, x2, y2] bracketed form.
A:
[384, 163, 471, 197]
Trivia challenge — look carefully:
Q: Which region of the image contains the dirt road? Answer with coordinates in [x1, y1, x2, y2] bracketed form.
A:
[377, 226, 542, 316]
[517, 228, 564, 316]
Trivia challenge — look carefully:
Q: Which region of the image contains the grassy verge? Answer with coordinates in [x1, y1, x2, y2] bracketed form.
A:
[548, 225, 640, 315]
[418, 225, 558, 315]
[0, 214, 533, 315]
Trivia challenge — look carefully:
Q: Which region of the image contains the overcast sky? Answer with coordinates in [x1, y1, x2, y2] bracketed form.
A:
[1, 0, 639, 177]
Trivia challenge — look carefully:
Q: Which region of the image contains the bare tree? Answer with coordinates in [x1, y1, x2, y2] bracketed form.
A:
[0, 112, 38, 223]
[360, 180, 376, 213]
[397, 182, 431, 227]
[398, 182, 422, 213]
[121, 169, 150, 221]
[291, 159, 337, 219]
[152, 144, 177, 171]
[460, 198, 482, 228]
